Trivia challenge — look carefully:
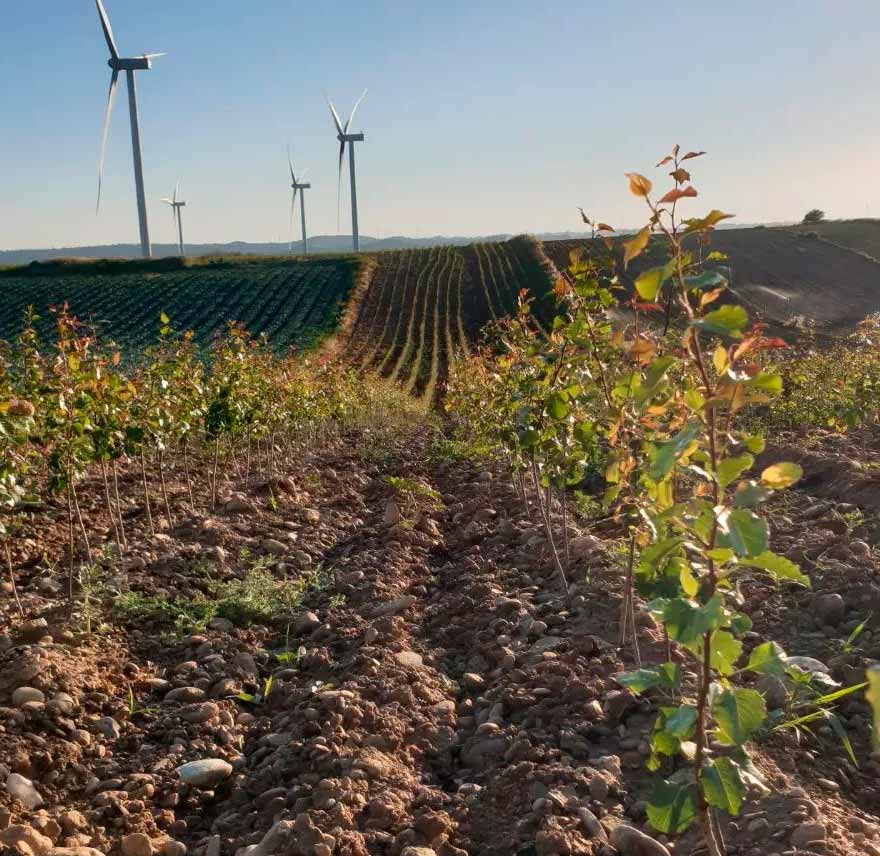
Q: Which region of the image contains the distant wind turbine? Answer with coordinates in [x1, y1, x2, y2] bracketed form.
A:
[326, 90, 367, 252]
[287, 149, 311, 255]
[161, 180, 187, 257]
[95, 0, 165, 260]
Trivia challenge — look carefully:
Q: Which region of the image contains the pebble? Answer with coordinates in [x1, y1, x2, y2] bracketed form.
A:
[177, 759, 233, 789]
[12, 687, 45, 707]
[261, 538, 287, 556]
[609, 824, 670, 856]
[394, 651, 424, 668]
[791, 821, 826, 848]
[5, 773, 43, 810]
[122, 833, 154, 856]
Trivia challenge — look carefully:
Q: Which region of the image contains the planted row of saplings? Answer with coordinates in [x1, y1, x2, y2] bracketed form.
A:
[0, 306, 399, 618]
[446, 147, 880, 856]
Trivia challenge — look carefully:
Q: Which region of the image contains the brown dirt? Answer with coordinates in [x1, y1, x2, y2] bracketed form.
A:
[3, 421, 880, 856]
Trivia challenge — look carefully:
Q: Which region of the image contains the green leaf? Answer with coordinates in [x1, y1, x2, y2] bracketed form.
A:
[701, 757, 746, 816]
[692, 304, 749, 339]
[713, 688, 767, 746]
[741, 434, 766, 454]
[866, 668, 880, 747]
[827, 713, 859, 767]
[717, 454, 754, 490]
[746, 641, 789, 676]
[717, 508, 768, 558]
[760, 462, 803, 490]
[665, 705, 698, 738]
[546, 391, 570, 420]
[160, 311, 170, 325]
[684, 271, 727, 291]
[740, 551, 810, 586]
[661, 594, 724, 645]
[647, 780, 698, 834]
[635, 267, 666, 301]
[746, 371, 783, 394]
[733, 480, 772, 509]
[617, 663, 681, 694]
[648, 421, 702, 481]
[710, 630, 743, 676]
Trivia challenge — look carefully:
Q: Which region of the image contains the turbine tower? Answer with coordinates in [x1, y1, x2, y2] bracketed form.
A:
[287, 150, 311, 255]
[95, 0, 165, 260]
[161, 180, 187, 257]
[326, 90, 367, 252]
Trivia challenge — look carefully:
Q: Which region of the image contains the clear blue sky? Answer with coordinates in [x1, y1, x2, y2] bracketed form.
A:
[1, 0, 878, 250]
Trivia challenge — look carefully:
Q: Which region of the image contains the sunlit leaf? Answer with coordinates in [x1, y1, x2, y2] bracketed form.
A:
[740, 551, 810, 586]
[747, 641, 789, 676]
[681, 150, 707, 161]
[760, 462, 803, 490]
[623, 226, 651, 268]
[659, 186, 698, 204]
[626, 172, 653, 198]
[717, 507, 768, 558]
[713, 687, 767, 746]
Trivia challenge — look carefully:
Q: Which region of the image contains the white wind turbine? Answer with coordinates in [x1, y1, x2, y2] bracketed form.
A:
[161, 181, 187, 257]
[287, 150, 311, 255]
[95, 0, 165, 259]
[326, 90, 367, 252]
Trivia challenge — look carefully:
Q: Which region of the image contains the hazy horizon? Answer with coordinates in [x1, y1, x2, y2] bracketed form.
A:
[2, 0, 879, 252]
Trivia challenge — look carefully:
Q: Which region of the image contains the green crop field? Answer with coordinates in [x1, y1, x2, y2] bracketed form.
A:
[344, 237, 556, 403]
[0, 257, 358, 354]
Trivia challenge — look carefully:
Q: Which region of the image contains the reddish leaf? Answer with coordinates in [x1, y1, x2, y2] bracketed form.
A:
[596, 222, 615, 232]
[577, 207, 591, 225]
[673, 144, 681, 157]
[626, 173, 653, 198]
[658, 185, 699, 204]
[656, 155, 674, 167]
[681, 150, 706, 161]
[670, 168, 691, 183]
[634, 302, 665, 313]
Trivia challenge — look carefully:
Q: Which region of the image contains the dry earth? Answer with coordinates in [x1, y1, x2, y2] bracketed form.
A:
[2, 419, 880, 856]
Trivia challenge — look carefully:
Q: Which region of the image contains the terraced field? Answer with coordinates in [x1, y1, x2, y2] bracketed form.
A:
[344, 237, 555, 403]
[0, 257, 357, 353]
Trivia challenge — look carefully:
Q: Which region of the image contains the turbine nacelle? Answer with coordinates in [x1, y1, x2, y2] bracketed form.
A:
[108, 55, 163, 72]
[337, 133, 365, 143]
[291, 182, 311, 190]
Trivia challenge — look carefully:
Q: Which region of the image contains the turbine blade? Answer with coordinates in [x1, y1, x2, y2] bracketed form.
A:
[143, 52, 166, 61]
[95, 0, 119, 59]
[174, 179, 180, 204]
[325, 94, 344, 136]
[290, 188, 298, 251]
[160, 198, 173, 205]
[345, 88, 368, 133]
[287, 144, 296, 184]
[337, 140, 346, 233]
[96, 68, 120, 214]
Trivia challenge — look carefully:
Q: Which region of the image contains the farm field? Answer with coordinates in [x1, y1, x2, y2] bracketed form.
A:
[343, 236, 555, 403]
[780, 218, 880, 261]
[0, 257, 358, 354]
[545, 224, 880, 335]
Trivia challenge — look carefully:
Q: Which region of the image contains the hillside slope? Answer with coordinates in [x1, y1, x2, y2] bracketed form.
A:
[545, 226, 880, 334]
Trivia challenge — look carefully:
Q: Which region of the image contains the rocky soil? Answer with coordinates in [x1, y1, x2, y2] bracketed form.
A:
[2, 421, 880, 856]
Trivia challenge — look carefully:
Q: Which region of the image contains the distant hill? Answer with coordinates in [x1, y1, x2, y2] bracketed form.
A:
[0, 225, 766, 267]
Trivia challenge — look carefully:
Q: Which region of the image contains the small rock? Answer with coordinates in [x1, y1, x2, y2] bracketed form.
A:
[301, 508, 321, 525]
[5, 773, 43, 810]
[122, 833, 154, 856]
[261, 538, 287, 556]
[159, 843, 186, 856]
[96, 717, 121, 739]
[224, 496, 254, 513]
[400, 849, 436, 856]
[394, 651, 423, 668]
[609, 824, 670, 856]
[293, 611, 321, 635]
[0, 825, 53, 856]
[757, 675, 788, 710]
[176, 759, 233, 789]
[12, 687, 45, 707]
[165, 687, 206, 703]
[207, 616, 233, 632]
[373, 595, 416, 617]
[791, 821, 826, 848]
[812, 593, 846, 627]
[179, 702, 219, 724]
[384, 501, 401, 527]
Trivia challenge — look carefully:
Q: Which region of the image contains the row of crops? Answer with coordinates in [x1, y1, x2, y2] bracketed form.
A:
[0, 258, 358, 355]
[345, 237, 556, 403]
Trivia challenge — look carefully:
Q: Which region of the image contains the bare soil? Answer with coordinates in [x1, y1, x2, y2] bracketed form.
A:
[2, 420, 880, 856]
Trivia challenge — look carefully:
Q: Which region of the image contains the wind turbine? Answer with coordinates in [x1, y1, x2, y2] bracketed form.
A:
[95, 0, 165, 260]
[287, 150, 311, 255]
[326, 90, 367, 252]
[161, 181, 187, 257]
